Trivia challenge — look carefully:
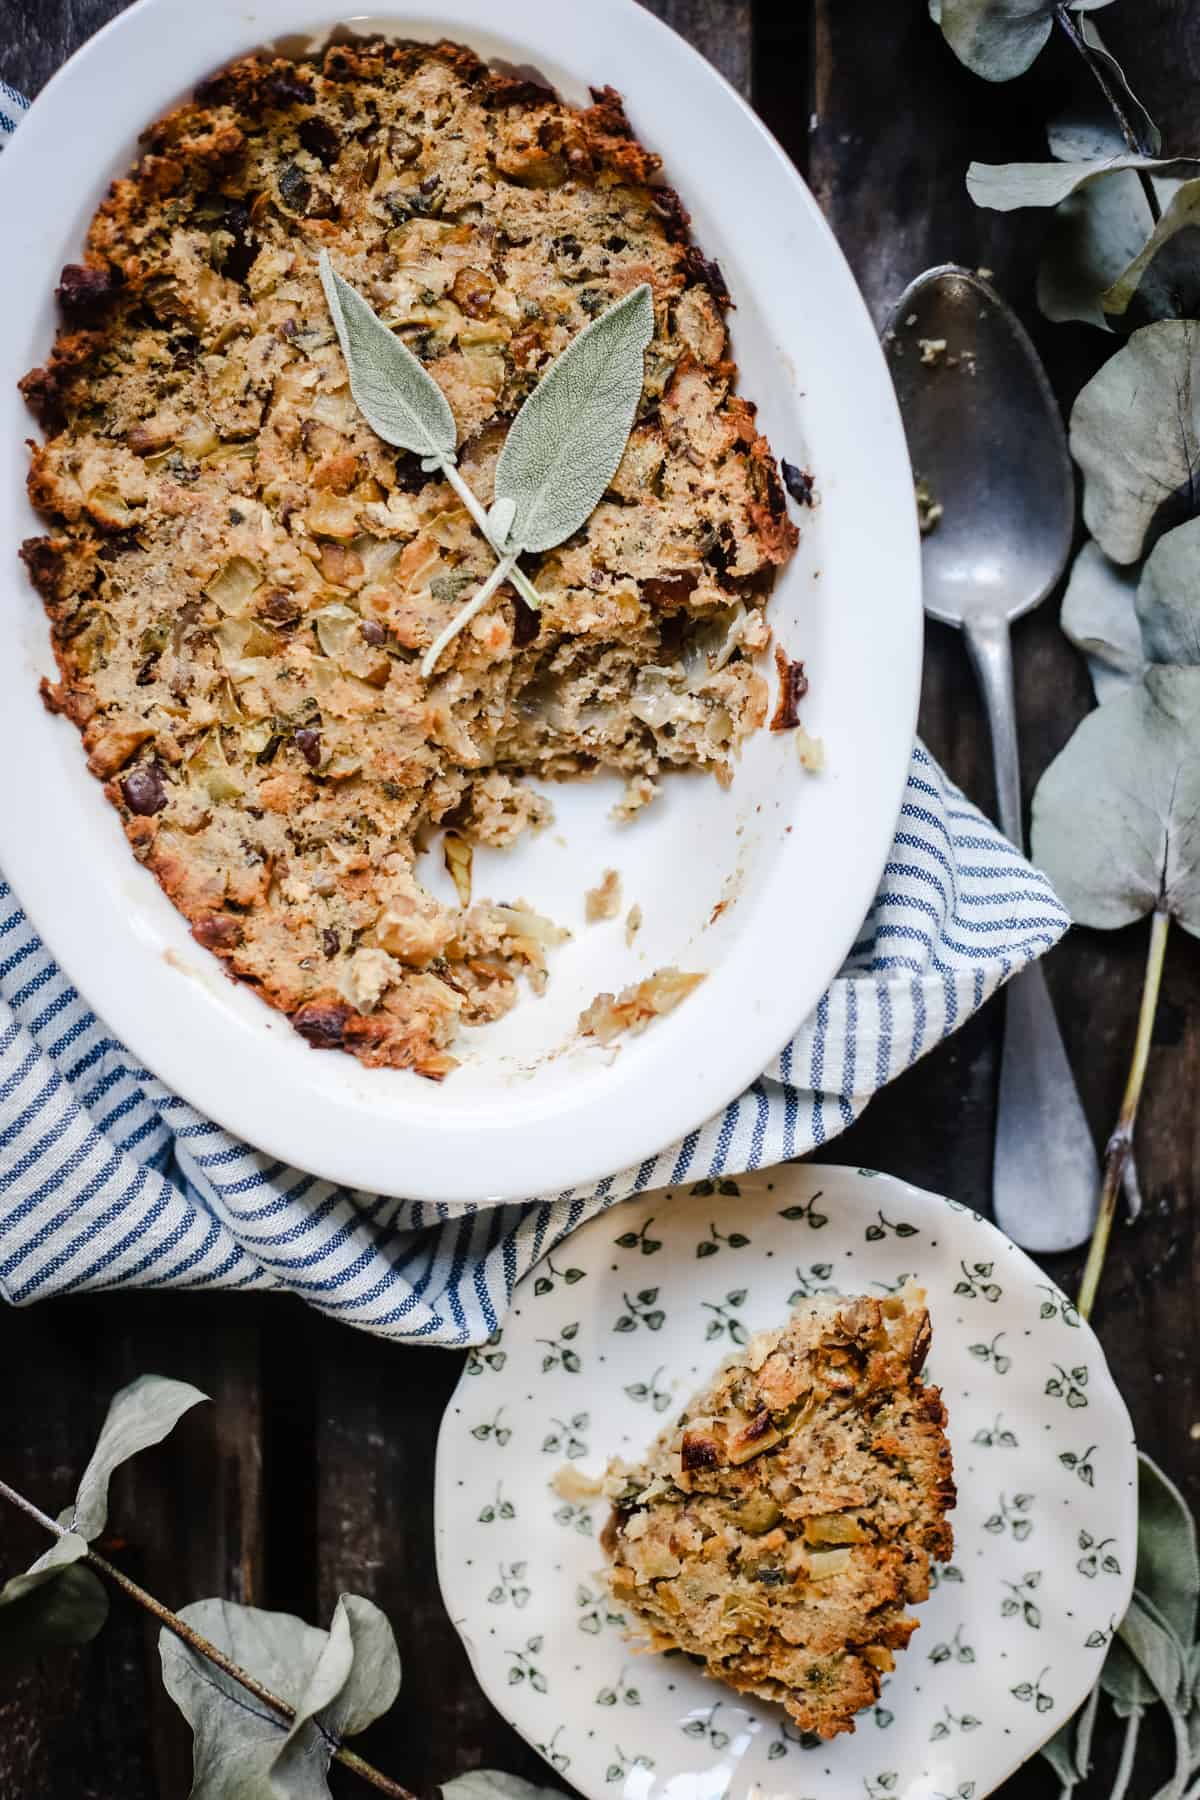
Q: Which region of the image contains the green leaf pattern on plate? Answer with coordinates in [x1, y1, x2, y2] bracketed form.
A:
[435, 1169, 1137, 1800]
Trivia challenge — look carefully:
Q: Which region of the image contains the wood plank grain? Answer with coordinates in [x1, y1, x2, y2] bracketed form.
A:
[0, 1296, 266, 1798]
[0, 0, 131, 95]
[645, 0, 752, 97]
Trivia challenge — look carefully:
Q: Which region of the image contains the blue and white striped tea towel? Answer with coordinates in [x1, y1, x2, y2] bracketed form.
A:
[0, 86, 1069, 1344]
[0, 748, 1068, 1343]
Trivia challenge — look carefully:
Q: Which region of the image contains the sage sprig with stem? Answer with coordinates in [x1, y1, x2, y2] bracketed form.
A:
[319, 253, 654, 680]
[422, 280, 654, 675]
[318, 252, 543, 613]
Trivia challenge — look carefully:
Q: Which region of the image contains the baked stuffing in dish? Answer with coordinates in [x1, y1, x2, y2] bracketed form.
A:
[21, 38, 797, 1076]
[602, 1286, 955, 1738]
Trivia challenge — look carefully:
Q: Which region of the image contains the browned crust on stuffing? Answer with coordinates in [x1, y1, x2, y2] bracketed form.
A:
[22, 40, 800, 1075]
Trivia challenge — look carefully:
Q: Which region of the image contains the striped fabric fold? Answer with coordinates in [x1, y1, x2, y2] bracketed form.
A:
[0, 745, 1069, 1343]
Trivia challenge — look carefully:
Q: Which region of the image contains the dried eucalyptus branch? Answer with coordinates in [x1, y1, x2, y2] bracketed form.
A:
[1053, 3, 1162, 221]
[0, 1473, 414, 1799]
[1076, 907, 1169, 1319]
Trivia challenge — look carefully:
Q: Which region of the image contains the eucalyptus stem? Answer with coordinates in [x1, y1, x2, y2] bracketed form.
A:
[0, 1476, 415, 1800]
[1054, 3, 1162, 225]
[440, 461, 542, 611]
[1077, 907, 1170, 1321]
[1109, 1708, 1142, 1800]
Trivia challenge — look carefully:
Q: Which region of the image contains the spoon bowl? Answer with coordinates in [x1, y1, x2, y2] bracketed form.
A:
[887, 265, 1075, 628]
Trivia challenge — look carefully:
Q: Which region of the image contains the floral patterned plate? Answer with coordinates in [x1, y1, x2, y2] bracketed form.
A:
[434, 1166, 1136, 1800]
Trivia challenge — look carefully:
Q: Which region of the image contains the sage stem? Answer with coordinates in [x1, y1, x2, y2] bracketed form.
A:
[0, 1476, 416, 1800]
[1054, 4, 1162, 225]
[1077, 907, 1170, 1320]
[441, 462, 542, 611]
[422, 552, 518, 678]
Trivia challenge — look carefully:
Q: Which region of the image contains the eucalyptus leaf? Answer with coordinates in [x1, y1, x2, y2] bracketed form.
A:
[1118, 1591, 1188, 1710]
[494, 284, 654, 555]
[70, 1373, 208, 1542]
[319, 251, 457, 463]
[1039, 170, 1183, 330]
[932, 0, 1115, 84]
[1070, 320, 1200, 563]
[273, 1595, 401, 1786]
[1101, 1634, 1156, 1718]
[1135, 1453, 1200, 1645]
[161, 1594, 402, 1800]
[1039, 1709, 1084, 1783]
[442, 1775, 567, 1800]
[1103, 179, 1200, 326]
[1136, 518, 1200, 668]
[1046, 17, 1161, 159]
[1030, 665, 1200, 934]
[0, 1560, 108, 1661]
[161, 1600, 330, 1799]
[1060, 538, 1143, 701]
[968, 156, 1197, 214]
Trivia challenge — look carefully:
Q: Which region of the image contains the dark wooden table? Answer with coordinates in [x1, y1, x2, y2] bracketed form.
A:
[1, 3, 1197, 1796]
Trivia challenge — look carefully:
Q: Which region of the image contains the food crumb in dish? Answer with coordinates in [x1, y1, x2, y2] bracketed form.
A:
[780, 460, 816, 507]
[611, 775, 660, 823]
[585, 869, 623, 923]
[443, 831, 473, 907]
[915, 476, 944, 536]
[625, 903, 644, 947]
[552, 1465, 605, 1502]
[919, 336, 948, 365]
[769, 645, 809, 733]
[602, 1284, 955, 1740]
[796, 723, 825, 773]
[579, 967, 705, 1044]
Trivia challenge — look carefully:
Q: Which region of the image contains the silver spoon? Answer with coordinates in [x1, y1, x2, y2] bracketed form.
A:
[883, 264, 1099, 1254]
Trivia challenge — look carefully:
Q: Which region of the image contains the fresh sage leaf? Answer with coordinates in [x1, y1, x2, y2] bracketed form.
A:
[0, 1559, 108, 1661]
[1031, 665, 1200, 933]
[1103, 178, 1200, 326]
[319, 252, 457, 464]
[494, 284, 654, 555]
[318, 254, 543, 622]
[932, 0, 1115, 84]
[1070, 320, 1200, 564]
[1060, 539, 1144, 702]
[442, 1775, 567, 1800]
[70, 1373, 208, 1543]
[1137, 518, 1200, 669]
[968, 156, 1197, 214]
[1135, 1452, 1200, 1645]
[1046, 16, 1161, 159]
[425, 285, 654, 673]
[161, 1594, 401, 1800]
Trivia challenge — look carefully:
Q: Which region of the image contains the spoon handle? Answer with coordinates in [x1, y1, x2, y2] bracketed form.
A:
[962, 612, 1100, 1252]
[962, 613, 1022, 849]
